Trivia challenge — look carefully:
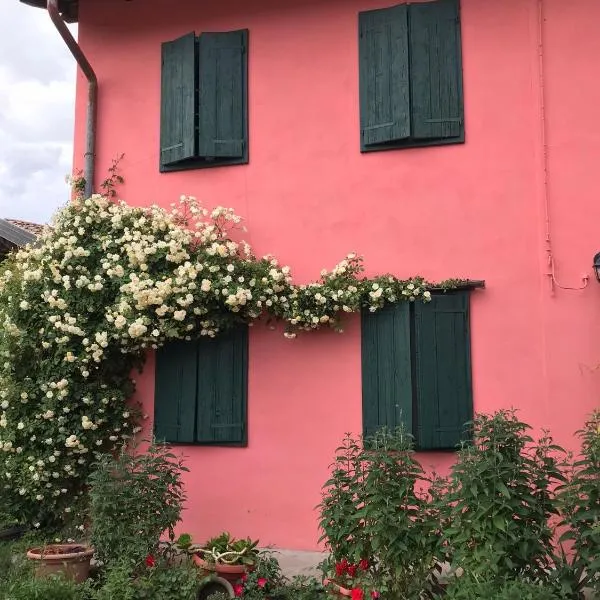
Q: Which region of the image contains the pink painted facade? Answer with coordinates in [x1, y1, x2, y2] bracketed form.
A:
[68, 0, 600, 550]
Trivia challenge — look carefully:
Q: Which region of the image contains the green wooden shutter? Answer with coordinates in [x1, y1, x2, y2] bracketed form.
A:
[154, 341, 197, 443]
[196, 327, 248, 445]
[359, 6, 411, 149]
[198, 30, 248, 159]
[361, 304, 413, 438]
[160, 33, 197, 168]
[414, 292, 473, 450]
[409, 0, 464, 141]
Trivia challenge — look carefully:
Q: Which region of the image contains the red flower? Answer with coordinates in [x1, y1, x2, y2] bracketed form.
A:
[358, 559, 369, 571]
[233, 583, 244, 597]
[351, 588, 364, 600]
[240, 574, 248, 583]
[347, 564, 357, 577]
[335, 559, 349, 577]
[371, 592, 380, 599]
[257, 578, 268, 588]
[144, 555, 155, 568]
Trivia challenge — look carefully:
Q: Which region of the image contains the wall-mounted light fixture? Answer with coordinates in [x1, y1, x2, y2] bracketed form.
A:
[593, 253, 600, 282]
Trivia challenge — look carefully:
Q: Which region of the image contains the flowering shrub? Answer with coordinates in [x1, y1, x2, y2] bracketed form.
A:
[0, 187, 467, 527]
[319, 428, 437, 598]
[88, 444, 187, 566]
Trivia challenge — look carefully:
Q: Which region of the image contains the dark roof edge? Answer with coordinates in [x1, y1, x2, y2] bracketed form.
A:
[0, 219, 38, 247]
[19, 0, 78, 23]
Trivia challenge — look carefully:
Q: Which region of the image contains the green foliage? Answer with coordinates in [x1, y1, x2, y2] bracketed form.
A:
[439, 410, 565, 581]
[555, 411, 600, 597]
[232, 553, 285, 598]
[3, 575, 92, 600]
[88, 444, 188, 567]
[319, 426, 437, 598]
[91, 557, 199, 600]
[442, 573, 567, 600]
[275, 575, 325, 599]
[198, 531, 260, 566]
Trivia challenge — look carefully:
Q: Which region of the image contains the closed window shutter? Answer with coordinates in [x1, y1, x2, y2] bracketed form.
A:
[198, 30, 248, 159]
[409, 0, 464, 140]
[160, 33, 197, 168]
[414, 292, 473, 450]
[154, 341, 197, 443]
[359, 5, 411, 149]
[196, 327, 248, 445]
[361, 304, 413, 438]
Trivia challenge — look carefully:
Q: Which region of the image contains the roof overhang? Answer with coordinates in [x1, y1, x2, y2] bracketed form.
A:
[19, 0, 78, 23]
[0, 219, 38, 248]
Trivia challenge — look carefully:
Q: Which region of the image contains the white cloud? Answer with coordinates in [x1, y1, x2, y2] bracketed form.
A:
[0, 0, 77, 223]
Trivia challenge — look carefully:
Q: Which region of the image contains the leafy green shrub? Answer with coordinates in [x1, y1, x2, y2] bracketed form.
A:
[442, 574, 567, 600]
[4, 575, 92, 600]
[319, 427, 437, 598]
[88, 444, 188, 567]
[91, 558, 199, 600]
[555, 411, 600, 597]
[439, 410, 565, 580]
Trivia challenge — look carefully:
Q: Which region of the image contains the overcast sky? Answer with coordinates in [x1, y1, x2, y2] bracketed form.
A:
[0, 0, 77, 224]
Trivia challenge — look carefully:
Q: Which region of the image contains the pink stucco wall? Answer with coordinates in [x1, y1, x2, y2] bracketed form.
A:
[73, 0, 600, 550]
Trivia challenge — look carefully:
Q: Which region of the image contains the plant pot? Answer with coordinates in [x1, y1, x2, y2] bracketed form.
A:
[26, 544, 94, 583]
[193, 554, 252, 586]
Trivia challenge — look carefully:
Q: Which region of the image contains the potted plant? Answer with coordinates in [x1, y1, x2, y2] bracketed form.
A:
[190, 531, 259, 585]
[26, 543, 94, 583]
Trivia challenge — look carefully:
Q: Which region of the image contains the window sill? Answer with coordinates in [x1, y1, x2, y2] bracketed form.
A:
[155, 439, 248, 448]
[360, 133, 465, 153]
[160, 155, 248, 173]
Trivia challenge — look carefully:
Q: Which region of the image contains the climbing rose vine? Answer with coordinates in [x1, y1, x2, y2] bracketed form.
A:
[0, 194, 466, 527]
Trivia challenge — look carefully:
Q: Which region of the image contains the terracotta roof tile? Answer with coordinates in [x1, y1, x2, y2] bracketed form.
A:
[6, 219, 47, 237]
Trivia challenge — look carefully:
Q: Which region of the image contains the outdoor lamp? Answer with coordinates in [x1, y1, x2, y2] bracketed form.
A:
[593, 252, 600, 282]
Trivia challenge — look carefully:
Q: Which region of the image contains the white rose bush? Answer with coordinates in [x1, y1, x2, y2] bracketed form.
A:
[0, 188, 467, 528]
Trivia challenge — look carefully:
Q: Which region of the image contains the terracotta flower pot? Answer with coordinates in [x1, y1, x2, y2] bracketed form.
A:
[26, 544, 94, 583]
[193, 554, 252, 585]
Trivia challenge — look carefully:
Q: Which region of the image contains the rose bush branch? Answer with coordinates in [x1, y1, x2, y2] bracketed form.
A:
[0, 189, 469, 528]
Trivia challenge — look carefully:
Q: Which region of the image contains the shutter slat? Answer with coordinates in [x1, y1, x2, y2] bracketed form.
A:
[160, 33, 196, 167]
[198, 30, 247, 158]
[414, 293, 472, 450]
[197, 327, 248, 445]
[409, 0, 463, 140]
[154, 341, 197, 443]
[362, 304, 413, 438]
[359, 6, 410, 148]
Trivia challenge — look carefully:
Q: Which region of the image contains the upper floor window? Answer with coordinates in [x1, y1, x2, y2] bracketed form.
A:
[160, 30, 249, 172]
[359, 0, 464, 152]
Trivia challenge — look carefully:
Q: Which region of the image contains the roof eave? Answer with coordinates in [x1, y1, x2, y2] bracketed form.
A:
[0, 219, 38, 247]
[19, 0, 78, 23]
